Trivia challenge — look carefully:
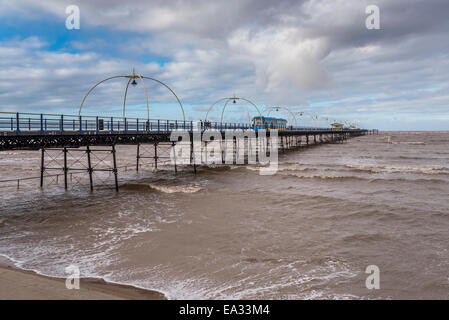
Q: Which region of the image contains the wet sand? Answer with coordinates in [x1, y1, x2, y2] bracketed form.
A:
[0, 258, 165, 300]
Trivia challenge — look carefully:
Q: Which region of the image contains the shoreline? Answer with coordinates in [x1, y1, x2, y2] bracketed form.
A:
[0, 256, 166, 300]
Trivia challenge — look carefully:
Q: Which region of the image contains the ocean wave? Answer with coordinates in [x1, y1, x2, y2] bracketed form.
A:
[283, 173, 447, 183]
[122, 183, 203, 193]
[245, 166, 262, 171]
[368, 177, 447, 183]
[340, 232, 388, 242]
[286, 174, 357, 181]
[148, 184, 203, 194]
[277, 167, 312, 172]
[391, 141, 425, 145]
[345, 164, 447, 174]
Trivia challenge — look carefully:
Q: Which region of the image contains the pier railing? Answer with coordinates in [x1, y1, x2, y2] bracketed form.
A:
[0, 111, 336, 136]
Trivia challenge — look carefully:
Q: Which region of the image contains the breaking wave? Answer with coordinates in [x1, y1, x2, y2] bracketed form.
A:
[391, 141, 425, 145]
[345, 164, 446, 174]
[283, 173, 447, 183]
[147, 184, 203, 194]
[285, 174, 358, 181]
[123, 183, 203, 193]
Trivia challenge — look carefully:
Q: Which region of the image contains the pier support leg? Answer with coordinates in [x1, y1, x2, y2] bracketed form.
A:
[281, 136, 285, 153]
[154, 143, 158, 170]
[233, 137, 237, 164]
[86, 146, 93, 191]
[63, 147, 68, 190]
[190, 138, 197, 174]
[40, 148, 45, 188]
[112, 145, 119, 192]
[136, 143, 140, 172]
[221, 140, 225, 164]
[172, 141, 177, 174]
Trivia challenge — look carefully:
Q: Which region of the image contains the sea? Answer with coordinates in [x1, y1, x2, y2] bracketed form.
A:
[0, 131, 448, 299]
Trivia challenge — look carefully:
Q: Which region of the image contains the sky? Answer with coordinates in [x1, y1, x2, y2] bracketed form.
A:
[0, 0, 448, 130]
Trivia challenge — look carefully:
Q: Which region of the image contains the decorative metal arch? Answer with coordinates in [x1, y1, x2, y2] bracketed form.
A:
[78, 70, 185, 121]
[204, 96, 262, 128]
[295, 111, 320, 127]
[263, 106, 298, 126]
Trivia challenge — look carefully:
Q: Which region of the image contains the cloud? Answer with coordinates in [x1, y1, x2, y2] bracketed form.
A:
[0, 0, 448, 129]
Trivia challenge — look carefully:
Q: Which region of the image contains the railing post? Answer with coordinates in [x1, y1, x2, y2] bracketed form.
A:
[60, 115, 64, 134]
[40, 114, 44, 135]
[166, 120, 169, 131]
[125, 118, 128, 133]
[158, 119, 160, 133]
[136, 118, 139, 133]
[111, 117, 114, 134]
[96, 116, 99, 135]
[176, 120, 178, 130]
[190, 121, 193, 132]
[16, 113, 20, 135]
[79, 116, 83, 134]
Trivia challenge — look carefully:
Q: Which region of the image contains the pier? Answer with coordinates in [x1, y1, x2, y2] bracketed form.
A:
[0, 72, 377, 191]
[0, 111, 375, 191]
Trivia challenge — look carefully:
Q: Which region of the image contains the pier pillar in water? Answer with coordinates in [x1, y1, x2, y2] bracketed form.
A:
[86, 146, 93, 191]
[40, 148, 45, 188]
[154, 143, 158, 169]
[112, 145, 119, 192]
[190, 137, 197, 174]
[136, 143, 140, 171]
[172, 141, 177, 174]
[63, 147, 68, 190]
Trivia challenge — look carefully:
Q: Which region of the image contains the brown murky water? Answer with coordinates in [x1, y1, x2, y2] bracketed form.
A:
[1, 131, 448, 299]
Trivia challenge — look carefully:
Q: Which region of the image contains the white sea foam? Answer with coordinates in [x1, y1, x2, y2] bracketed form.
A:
[147, 184, 203, 194]
[345, 164, 446, 173]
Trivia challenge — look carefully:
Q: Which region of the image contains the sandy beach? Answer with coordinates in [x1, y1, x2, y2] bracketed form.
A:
[0, 258, 165, 300]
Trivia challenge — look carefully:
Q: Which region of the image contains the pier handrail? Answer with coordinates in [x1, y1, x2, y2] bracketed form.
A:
[0, 111, 367, 137]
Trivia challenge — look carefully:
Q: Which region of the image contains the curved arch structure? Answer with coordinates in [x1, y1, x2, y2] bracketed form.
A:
[78, 71, 185, 121]
[295, 111, 321, 128]
[263, 106, 298, 126]
[204, 96, 262, 128]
